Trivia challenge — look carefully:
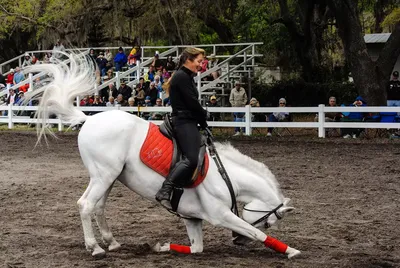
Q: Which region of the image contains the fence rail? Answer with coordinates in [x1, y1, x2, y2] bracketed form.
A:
[1, 104, 400, 138]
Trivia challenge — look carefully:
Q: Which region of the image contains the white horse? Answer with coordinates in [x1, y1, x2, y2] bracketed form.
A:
[24, 54, 301, 259]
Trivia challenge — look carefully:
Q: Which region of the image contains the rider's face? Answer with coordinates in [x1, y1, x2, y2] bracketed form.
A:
[185, 54, 204, 73]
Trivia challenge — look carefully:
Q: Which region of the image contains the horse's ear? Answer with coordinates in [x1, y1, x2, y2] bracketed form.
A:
[283, 198, 291, 206]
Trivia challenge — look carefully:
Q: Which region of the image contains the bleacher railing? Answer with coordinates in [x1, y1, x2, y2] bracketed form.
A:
[1, 105, 399, 138]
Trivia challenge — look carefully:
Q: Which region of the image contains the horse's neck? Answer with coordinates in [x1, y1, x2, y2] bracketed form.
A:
[221, 157, 282, 204]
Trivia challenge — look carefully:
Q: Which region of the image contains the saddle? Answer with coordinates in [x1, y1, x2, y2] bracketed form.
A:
[140, 115, 209, 211]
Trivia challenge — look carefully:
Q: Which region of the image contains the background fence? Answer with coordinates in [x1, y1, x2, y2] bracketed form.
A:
[1, 105, 399, 138]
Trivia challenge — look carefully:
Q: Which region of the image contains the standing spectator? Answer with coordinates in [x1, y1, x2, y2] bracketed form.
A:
[89, 49, 96, 61]
[105, 49, 113, 62]
[267, 98, 290, 137]
[22, 53, 32, 68]
[128, 45, 141, 66]
[151, 52, 163, 71]
[96, 52, 108, 76]
[6, 69, 14, 86]
[52, 39, 65, 60]
[166, 56, 176, 72]
[114, 47, 127, 72]
[229, 81, 248, 136]
[387, 70, 400, 107]
[13, 67, 25, 85]
[117, 81, 132, 101]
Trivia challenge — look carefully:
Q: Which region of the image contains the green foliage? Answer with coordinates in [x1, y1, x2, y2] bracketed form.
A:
[251, 80, 358, 107]
[382, 7, 400, 28]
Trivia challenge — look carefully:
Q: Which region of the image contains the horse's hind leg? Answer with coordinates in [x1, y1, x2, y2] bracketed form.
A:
[94, 182, 121, 252]
[153, 219, 203, 254]
[77, 178, 115, 257]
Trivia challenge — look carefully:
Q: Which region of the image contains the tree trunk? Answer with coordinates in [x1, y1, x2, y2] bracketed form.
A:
[328, 0, 400, 106]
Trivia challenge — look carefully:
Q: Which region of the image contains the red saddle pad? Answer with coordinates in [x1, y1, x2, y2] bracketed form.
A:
[139, 123, 209, 188]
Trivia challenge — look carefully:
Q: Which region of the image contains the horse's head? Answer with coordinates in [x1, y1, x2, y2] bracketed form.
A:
[242, 197, 295, 229]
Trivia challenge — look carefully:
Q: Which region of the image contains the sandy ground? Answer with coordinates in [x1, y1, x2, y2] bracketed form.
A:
[1, 132, 400, 268]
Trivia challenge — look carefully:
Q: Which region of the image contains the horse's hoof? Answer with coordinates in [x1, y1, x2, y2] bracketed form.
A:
[108, 241, 121, 252]
[92, 247, 106, 258]
[286, 247, 301, 259]
[153, 242, 161, 252]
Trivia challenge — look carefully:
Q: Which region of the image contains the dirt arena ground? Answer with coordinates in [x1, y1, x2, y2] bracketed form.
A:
[1, 131, 400, 268]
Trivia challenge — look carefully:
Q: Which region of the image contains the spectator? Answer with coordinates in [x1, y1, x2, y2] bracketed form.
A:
[166, 56, 176, 72]
[145, 65, 156, 82]
[0, 71, 6, 86]
[162, 67, 171, 80]
[128, 45, 141, 66]
[135, 85, 145, 105]
[267, 98, 289, 137]
[208, 54, 220, 80]
[151, 52, 163, 71]
[146, 82, 158, 105]
[114, 47, 127, 72]
[22, 53, 32, 68]
[387, 70, 400, 108]
[89, 49, 96, 61]
[207, 95, 221, 122]
[105, 69, 114, 80]
[96, 52, 108, 76]
[6, 88, 17, 105]
[128, 97, 136, 107]
[200, 55, 209, 74]
[314, 96, 342, 122]
[116, 94, 127, 106]
[106, 96, 115, 107]
[13, 67, 25, 85]
[117, 81, 132, 101]
[6, 69, 14, 86]
[43, 53, 52, 64]
[104, 49, 113, 62]
[250, 97, 266, 122]
[340, 96, 368, 139]
[52, 39, 65, 60]
[154, 75, 163, 92]
[149, 98, 165, 120]
[137, 77, 147, 91]
[229, 81, 248, 136]
[143, 96, 152, 106]
[91, 94, 104, 106]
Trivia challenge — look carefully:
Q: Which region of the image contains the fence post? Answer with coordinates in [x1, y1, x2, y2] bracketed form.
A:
[243, 51, 247, 72]
[28, 73, 33, 92]
[318, 104, 325, 138]
[58, 116, 63, 132]
[251, 45, 255, 67]
[197, 71, 201, 101]
[8, 104, 13, 129]
[245, 105, 251, 136]
[76, 96, 80, 107]
[136, 60, 141, 80]
[116, 71, 120, 89]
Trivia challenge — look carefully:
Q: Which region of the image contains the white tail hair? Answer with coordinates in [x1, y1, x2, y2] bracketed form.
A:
[23, 52, 97, 143]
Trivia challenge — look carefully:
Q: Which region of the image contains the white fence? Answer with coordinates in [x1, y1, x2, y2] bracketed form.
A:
[1, 104, 400, 138]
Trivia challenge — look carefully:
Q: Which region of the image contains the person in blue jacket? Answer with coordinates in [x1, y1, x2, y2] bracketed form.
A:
[113, 47, 128, 72]
[341, 96, 368, 138]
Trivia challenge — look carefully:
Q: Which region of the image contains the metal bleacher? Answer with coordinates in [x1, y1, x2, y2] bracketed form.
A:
[0, 43, 263, 107]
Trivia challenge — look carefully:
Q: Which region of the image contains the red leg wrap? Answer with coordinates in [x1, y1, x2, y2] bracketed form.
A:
[264, 236, 288, 254]
[170, 244, 191, 254]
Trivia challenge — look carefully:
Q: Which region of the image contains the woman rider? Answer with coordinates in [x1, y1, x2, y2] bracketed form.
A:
[155, 47, 208, 209]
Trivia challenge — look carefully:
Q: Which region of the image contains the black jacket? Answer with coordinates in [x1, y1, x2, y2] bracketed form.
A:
[170, 66, 207, 125]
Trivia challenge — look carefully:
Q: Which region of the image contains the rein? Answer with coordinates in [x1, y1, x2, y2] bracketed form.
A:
[243, 203, 283, 228]
[205, 128, 239, 217]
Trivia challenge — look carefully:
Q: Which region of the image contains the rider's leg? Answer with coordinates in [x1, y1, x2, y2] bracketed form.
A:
[155, 121, 200, 209]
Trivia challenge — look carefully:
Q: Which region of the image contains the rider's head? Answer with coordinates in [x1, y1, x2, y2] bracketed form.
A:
[180, 47, 205, 73]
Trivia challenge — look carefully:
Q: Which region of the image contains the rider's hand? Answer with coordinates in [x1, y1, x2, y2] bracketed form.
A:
[200, 121, 208, 130]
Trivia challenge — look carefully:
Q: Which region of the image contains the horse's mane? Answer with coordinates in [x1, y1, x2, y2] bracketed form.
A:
[214, 142, 280, 193]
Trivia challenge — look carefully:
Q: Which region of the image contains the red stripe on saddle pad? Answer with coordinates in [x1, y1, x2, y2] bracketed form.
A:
[139, 123, 209, 188]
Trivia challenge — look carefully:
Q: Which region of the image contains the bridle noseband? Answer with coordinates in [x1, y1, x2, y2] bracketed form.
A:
[243, 203, 284, 228]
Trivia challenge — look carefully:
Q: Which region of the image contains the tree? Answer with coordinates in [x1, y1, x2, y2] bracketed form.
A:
[328, 0, 400, 105]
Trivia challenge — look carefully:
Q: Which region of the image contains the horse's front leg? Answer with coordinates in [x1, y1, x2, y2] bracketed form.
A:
[153, 218, 203, 254]
[214, 210, 300, 259]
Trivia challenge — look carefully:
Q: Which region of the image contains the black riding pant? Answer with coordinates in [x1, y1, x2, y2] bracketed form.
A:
[173, 119, 200, 172]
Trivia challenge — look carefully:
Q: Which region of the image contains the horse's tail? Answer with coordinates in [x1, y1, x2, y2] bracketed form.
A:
[23, 52, 97, 143]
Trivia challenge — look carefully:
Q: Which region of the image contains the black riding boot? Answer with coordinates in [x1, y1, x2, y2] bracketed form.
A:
[155, 159, 193, 210]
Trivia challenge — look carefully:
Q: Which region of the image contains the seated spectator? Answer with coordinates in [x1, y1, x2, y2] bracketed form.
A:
[314, 96, 342, 122]
[207, 95, 221, 121]
[128, 97, 136, 107]
[105, 69, 114, 80]
[267, 98, 289, 137]
[162, 67, 171, 80]
[149, 98, 165, 120]
[22, 53, 32, 68]
[96, 52, 108, 76]
[166, 56, 176, 72]
[145, 65, 156, 82]
[340, 96, 368, 139]
[116, 94, 127, 106]
[117, 81, 132, 101]
[113, 47, 127, 72]
[154, 75, 163, 92]
[143, 96, 152, 106]
[208, 54, 220, 80]
[105, 49, 113, 63]
[92, 94, 104, 106]
[250, 97, 266, 122]
[146, 82, 158, 105]
[106, 96, 115, 107]
[13, 67, 24, 85]
[6, 88, 17, 105]
[43, 53, 52, 64]
[135, 85, 146, 106]
[6, 69, 14, 86]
